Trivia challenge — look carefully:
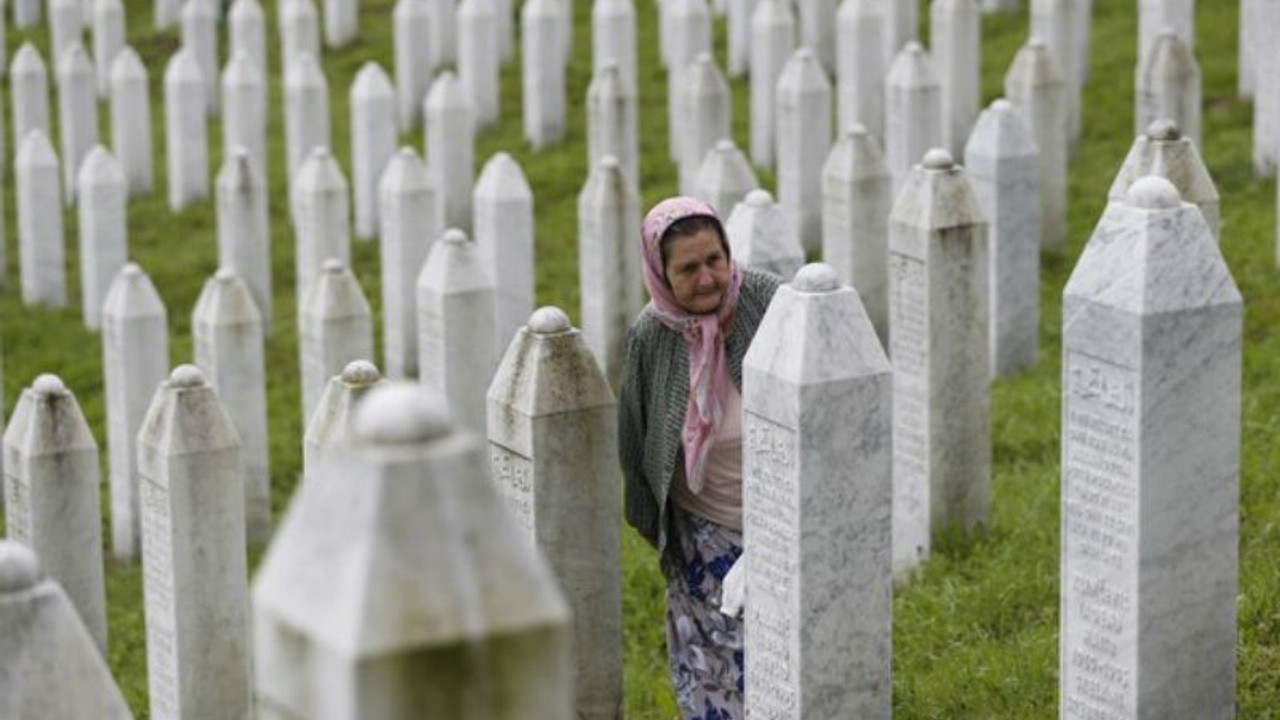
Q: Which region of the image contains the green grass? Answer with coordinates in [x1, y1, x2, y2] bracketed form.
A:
[0, 1, 1276, 718]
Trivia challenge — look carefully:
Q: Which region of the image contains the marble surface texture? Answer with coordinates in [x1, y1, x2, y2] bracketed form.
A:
[283, 53, 331, 201]
[523, 0, 567, 149]
[885, 42, 942, 194]
[426, 71, 475, 233]
[221, 51, 266, 179]
[56, 44, 97, 207]
[775, 48, 831, 254]
[216, 148, 273, 332]
[293, 148, 351, 304]
[302, 360, 387, 477]
[678, 53, 731, 196]
[586, 62, 640, 189]
[1108, 120, 1218, 240]
[180, 0, 219, 114]
[16, 130, 66, 308]
[663, 0, 712, 163]
[727, 189, 805, 282]
[749, 0, 795, 170]
[299, 260, 374, 423]
[1004, 39, 1067, 250]
[835, 0, 885, 141]
[10, 44, 51, 164]
[931, 0, 981, 157]
[694, 138, 759, 218]
[76, 145, 128, 331]
[474, 152, 535, 355]
[1134, 31, 1201, 149]
[393, 0, 433, 129]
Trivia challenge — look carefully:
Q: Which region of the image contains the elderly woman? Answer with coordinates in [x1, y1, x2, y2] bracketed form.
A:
[619, 196, 782, 720]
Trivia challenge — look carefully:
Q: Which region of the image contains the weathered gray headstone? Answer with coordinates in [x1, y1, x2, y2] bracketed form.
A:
[76, 146, 128, 331]
[742, 263, 893, 720]
[221, 51, 267, 176]
[1134, 29, 1200, 149]
[350, 61, 398, 241]
[293, 148, 351, 302]
[181, 0, 220, 114]
[750, 0, 796, 170]
[284, 53, 331, 202]
[694, 138, 760, 217]
[379, 147, 436, 379]
[822, 124, 891, 344]
[1005, 38, 1067, 250]
[885, 42, 943, 193]
[280, 0, 320, 70]
[109, 47, 153, 197]
[487, 306, 622, 720]
[49, 0, 82, 76]
[56, 44, 97, 206]
[193, 270, 271, 546]
[679, 53, 731, 196]
[459, 0, 499, 129]
[417, 229, 496, 437]
[0, 541, 134, 719]
[964, 99, 1041, 377]
[1109, 119, 1218, 241]
[592, 0, 637, 90]
[1138, 0, 1194, 63]
[394, 0, 433, 129]
[474, 152, 536, 353]
[136, 364, 251, 720]
[664, 0, 713, 163]
[888, 149, 990, 576]
[164, 49, 208, 211]
[16, 130, 66, 308]
[835, 0, 885, 141]
[229, 0, 267, 78]
[425, 71, 475, 233]
[253, 383, 573, 720]
[726, 188, 805, 280]
[299, 260, 374, 423]
[324, 0, 358, 47]
[776, 47, 831, 253]
[523, 0, 566, 148]
[11, 44, 50, 161]
[586, 62, 639, 189]
[102, 263, 169, 563]
[1030, 0, 1081, 153]
[931, 0, 981, 157]
[4, 374, 107, 652]
[216, 148, 273, 332]
[91, 0, 125, 99]
[302, 359, 386, 476]
[1060, 176, 1238, 720]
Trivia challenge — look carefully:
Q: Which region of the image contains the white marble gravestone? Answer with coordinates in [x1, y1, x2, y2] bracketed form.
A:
[1134, 30, 1200, 149]
[0, 541, 134, 719]
[76, 146, 128, 331]
[523, 0, 566, 148]
[749, 0, 796, 170]
[14, 0, 42, 28]
[302, 359, 386, 477]
[102, 264, 169, 563]
[822, 124, 891, 344]
[592, 0, 637, 90]
[4, 375, 107, 652]
[664, 0, 712, 163]
[222, 51, 267, 176]
[888, 149, 991, 576]
[742, 263, 892, 720]
[284, 53, 331, 201]
[797, 0, 835, 74]
[1005, 38, 1067, 250]
[965, 99, 1041, 378]
[679, 53, 731, 196]
[417, 229, 496, 437]
[695, 139, 759, 217]
[280, 0, 321, 71]
[578, 156, 643, 389]
[110, 48, 153, 197]
[324, 0, 358, 47]
[379, 147, 435, 379]
[394, 0, 433, 129]
[835, 0, 885, 141]
[726, 0, 756, 77]
[474, 153, 536, 353]
[56, 44, 97, 206]
[883, 0, 918, 64]
[216, 149, 273, 332]
[137, 365, 251, 720]
[1253, 0, 1280, 176]
[193, 270, 271, 545]
[253, 383, 574, 720]
[294, 148, 351, 302]
[586, 63, 640, 189]
[725, 189, 805, 280]
[181, 0, 220, 114]
[299, 260, 374, 422]
[91, 0, 124, 99]
[49, 0, 82, 76]
[153, 0, 177, 28]
[982, 0, 1020, 11]
[776, 47, 831, 254]
[16, 130, 66, 308]
[1239, 0, 1259, 98]
[350, 62, 399, 241]
[495, 0, 514, 64]
[425, 71, 475, 233]
[1138, 0, 1194, 63]
[1060, 176, 1238, 720]
[230, 0, 267, 78]
[458, 0, 499, 129]
[11, 45, 51, 162]
[164, 49, 208, 211]
[931, 0, 981, 157]
[428, 0, 457, 66]
[1108, 119, 1218, 241]
[1030, 0, 1082, 153]
[885, 42, 943, 194]
[487, 306, 622, 720]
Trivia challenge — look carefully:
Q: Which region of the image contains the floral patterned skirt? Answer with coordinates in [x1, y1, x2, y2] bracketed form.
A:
[664, 507, 745, 720]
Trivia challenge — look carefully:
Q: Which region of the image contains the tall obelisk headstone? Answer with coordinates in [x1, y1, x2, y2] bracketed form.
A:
[77, 145, 128, 330]
[1108, 119, 1218, 241]
[110, 48, 154, 197]
[1005, 38, 1067, 250]
[474, 153, 536, 352]
[350, 62, 398, 241]
[216, 148, 273, 331]
[379, 147, 435, 379]
[299, 260, 374, 422]
[775, 47, 831, 253]
[16, 130, 66, 308]
[301, 359, 387, 477]
[885, 42, 943, 193]
[835, 0, 884, 140]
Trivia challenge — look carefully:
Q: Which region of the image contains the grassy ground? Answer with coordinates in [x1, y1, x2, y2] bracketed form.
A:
[0, 0, 1276, 718]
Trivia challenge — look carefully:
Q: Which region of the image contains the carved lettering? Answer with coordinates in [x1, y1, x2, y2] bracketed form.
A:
[490, 444, 534, 532]
[4, 475, 32, 544]
[140, 477, 179, 720]
[890, 253, 929, 558]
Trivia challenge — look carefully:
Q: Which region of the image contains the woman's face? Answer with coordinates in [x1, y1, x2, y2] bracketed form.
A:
[663, 228, 730, 315]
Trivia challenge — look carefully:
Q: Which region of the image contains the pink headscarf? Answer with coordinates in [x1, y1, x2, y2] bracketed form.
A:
[640, 197, 744, 494]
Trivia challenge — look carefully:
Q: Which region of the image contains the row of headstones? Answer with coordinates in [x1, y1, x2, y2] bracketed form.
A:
[2, 165, 1238, 719]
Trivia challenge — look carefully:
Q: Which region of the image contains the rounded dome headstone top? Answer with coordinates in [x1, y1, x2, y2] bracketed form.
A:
[923, 148, 956, 170]
[341, 360, 382, 385]
[322, 258, 346, 273]
[991, 98, 1014, 113]
[169, 364, 207, 388]
[32, 374, 67, 396]
[744, 188, 774, 206]
[715, 139, 736, 151]
[439, 228, 469, 244]
[352, 383, 451, 444]
[1126, 176, 1182, 210]
[1146, 118, 1181, 141]
[215, 267, 237, 282]
[0, 541, 41, 593]
[848, 123, 869, 137]
[600, 154, 621, 169]
[529, 306, 572, 334]
[121, 263, 142, 277]
[792, 263, 842, 293]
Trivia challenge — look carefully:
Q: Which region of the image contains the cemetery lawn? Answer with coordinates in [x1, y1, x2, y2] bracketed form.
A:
[0, 0, 1277, 717]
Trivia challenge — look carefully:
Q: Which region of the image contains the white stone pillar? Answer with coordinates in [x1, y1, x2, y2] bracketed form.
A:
[1060, 176, 1238, 720]
[193, 270, 271, 546]
[725, 188, 805, 280]
[742, 263, 893, 720]
[458, 0, 499, 129]
[523, 0, 566, 149]
[1254, 0, 1280, 176]
[836, 0, 885, 141]
[153, 0, 177, 29]
[379, 147, 436, 379]
[253, 383, 573, 720]
[487, 306, 622, 720]
[931, 0, 981, 157]
[474, 152, 535, 353]
[294, 148, 351, 302]
[91, 0, 124, 99]
[280, 0, 321, 70]
[694, 139, 759, 217]
[425, 71, 475, 233]
[137, 364, 251, 720]
[577, 156, 642, 390]
[14, 0, 42, 28]
[109, 47, 153, 198]
[1139, 0, 1194, 62]
[1108, 119, 1218, 241]
[883, 0, 919, 64]
[429, 0, 458, 66]
[750, 0, 796, 170]
[11, 44, 50, 159]
[222, 51, 267, 176]
[300, 261, 374, 423]
[1030, 0, 1081, 154]
[324, 0, 358, 47]
[394, 0, 433, 129]
[678, 53, 731, 196]
[56, 44, 97, 206]
[230, 0, 267, 78]
[797, 0, 836, 74]
[964, 99, 1040, 378]
[50, 0, 82, 74]
[216, 148, 273, 331]
[16, 130, 66, 308]
[885, 41, 942, 194]
[284, 53, 331, 203]
[3, 374, 107, 652]
[665, 0, 713, 163]
[76, 146, 128, 331]
[776, 47, 831, 253]
[416, 229, 496, 437]
[982, 0, 1019, 10]
[351, 62, 398, 241]
[102, 264, 169, 563]
[727, 0, 759, 77]
[1134, 30, 1201, 149]
[181, 0, 220, 115]
[302, 359, 387, 476]
[1004, 38, 1067, 251]
[586, 63, 639, 189]
[592, 0, 637, 90]
[1240, 0, 1259, 98]
[822, 124, 891, 344]
[888, 149, 990, 576]
[164, 49, 208, 212]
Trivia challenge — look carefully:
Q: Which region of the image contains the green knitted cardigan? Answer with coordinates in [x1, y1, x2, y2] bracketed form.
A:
[618, 267, 783, 561]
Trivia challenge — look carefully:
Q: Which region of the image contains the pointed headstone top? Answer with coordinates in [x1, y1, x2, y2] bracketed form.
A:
[427, 70, 468, 110]
[353, 61, 395, 96]
[780, 46, 830, 89]
[475, 153, 532, 200]
[58, 43, 94, 76]
[184, 0, 220, 18]
[17, 130, 58, 166]
[528, 306, 572, 334]
[12, 43, 46, 76]
[792, 263, 842, 293]
[286, 52, 325, 85]
[745, 188, 774, 206]
[166, 49, 204, 85]
[79, 145, 126, 186]
[381, 147, 431, 191]
[1006, 38, 1063, 85]
[110, 46, 147, 82]
[298, 148, 348, 192]
[966, 99, 1038, 158]
[0, 541, 41, 593]
[224, 50, 263, 84]
[230, 0, 264, 22]
[104, 263, 167, 319]
[352, 383, 451, 444]
[887, 42, 937, 86]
